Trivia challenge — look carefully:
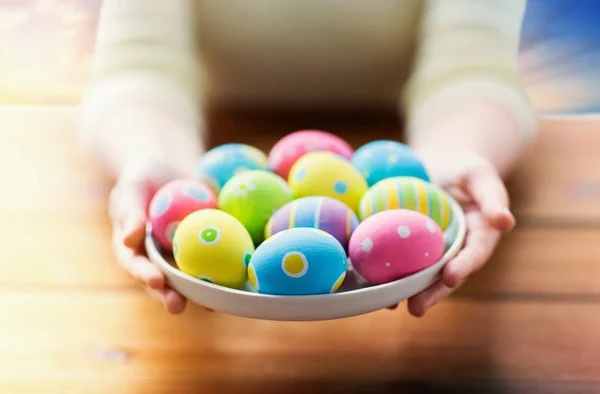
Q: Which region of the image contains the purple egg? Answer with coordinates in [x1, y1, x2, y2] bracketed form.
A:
[265, 196, 359, 249]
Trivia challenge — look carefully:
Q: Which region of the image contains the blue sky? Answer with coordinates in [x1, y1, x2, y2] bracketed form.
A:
[521, 0, 600, 114]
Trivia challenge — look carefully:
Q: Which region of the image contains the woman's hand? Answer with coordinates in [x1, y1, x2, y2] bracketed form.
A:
[108, 158, 189, 314]
[403, 150, 516, 317]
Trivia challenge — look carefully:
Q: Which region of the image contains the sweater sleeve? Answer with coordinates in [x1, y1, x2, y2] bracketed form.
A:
[78, 0, 203, 175]
[402, 0, 537, 143]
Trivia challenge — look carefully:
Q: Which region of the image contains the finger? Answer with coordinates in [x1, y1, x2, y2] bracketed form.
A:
[146, 287, 187, 314]
[122, 210, 147, 250]
[117, 250, 166, 289]
[442, 223, 501, 288]
[112, 228, 166, 289]
[446, 184, 473, 205]
[466, 164, 515, 232]
[407, 280, 457, 318]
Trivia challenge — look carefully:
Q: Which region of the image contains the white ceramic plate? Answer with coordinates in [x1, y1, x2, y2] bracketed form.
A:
[146, 196, 466, 321]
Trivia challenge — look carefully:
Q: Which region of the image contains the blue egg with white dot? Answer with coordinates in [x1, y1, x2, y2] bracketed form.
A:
[351, 140, 430, 186]
[247, 228, 348, 296]
[194, 143, 269, 193]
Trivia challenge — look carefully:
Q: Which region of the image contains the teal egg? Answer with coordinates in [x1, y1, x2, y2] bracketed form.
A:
[247, 228, 348, 296]
[194, 143, 269, 193]
[351, 140, 430, 186]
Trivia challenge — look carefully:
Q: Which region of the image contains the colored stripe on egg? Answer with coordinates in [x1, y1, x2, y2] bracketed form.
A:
[289, 200, 299, 228]
[346, 210, 352, 240]
[403, 179, 418, 212]
[293, 197, 320, 228]
[386, 179, 399, 209]
[415, 179, 429, 216]
[421, 180, 431, 216]
[442, 192, 451, 230]
[429, 187, 442, 226]
[396, 179, 403, 209]
[314, 197, 324, 229]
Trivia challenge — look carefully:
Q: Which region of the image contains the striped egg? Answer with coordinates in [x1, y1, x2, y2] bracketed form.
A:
[265, 196, 359, 249]
[358, 177, 453, 231]
[194, 143, 269, 193]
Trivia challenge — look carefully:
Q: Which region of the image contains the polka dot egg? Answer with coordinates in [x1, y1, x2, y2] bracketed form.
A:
[351, 140, 430, 186]
[288, 151, 368, 214]
[268, 129, 354, 180]
[348, 209, 445, 284]
[218, 170, 294, 245]
[248, 228, 348, 295]
[265, 196, 359, 250]
[359, 176, 453, 231]
[172, 209, 254, 289]
[194, 143, 269, 193]
[148, 179, 218, 251]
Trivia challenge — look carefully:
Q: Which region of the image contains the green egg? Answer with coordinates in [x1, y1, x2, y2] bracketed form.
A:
[218, 170, 294, 245]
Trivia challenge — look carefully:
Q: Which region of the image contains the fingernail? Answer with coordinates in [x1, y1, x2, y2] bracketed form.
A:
[503, 207, 516, 220]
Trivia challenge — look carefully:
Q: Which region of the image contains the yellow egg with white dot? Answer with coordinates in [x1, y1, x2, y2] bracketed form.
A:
[172, 209, 254, 289]
[247, 227, 348, 295]
[288, 151, 368, 214]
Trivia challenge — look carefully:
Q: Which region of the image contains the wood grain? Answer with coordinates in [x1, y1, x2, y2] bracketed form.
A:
[2, 292, 600, 394]
[0, 107, 129, 288]
[507, 116, 600, 224]
[458, 227, 600, 298]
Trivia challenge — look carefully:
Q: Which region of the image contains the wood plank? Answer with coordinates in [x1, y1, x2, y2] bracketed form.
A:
[507, 116, 600, 224]
[458, 227, 600, 298]
[0, 107, 129, 287]
[2, 292, 600, 393]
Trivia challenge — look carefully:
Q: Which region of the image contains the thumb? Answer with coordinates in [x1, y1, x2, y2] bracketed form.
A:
[122, 209, 147, 249]
[109, 178, 152, 250]
[466, 161, 516, 232]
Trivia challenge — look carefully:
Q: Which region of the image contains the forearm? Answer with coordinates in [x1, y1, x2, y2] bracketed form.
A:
[402, 0, 537, 178]
[78, 75, 204, 179]
[78, 0, 202, 179]
[407, 97, 532, 178]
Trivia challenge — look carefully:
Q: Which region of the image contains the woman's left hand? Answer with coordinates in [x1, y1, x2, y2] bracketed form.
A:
[398, 151, 516, 317]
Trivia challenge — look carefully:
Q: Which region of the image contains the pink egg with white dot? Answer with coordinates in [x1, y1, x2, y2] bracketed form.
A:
[348, 209, 445, 285]
[148, 179, 218, 251]
[268, 129, 354, 180]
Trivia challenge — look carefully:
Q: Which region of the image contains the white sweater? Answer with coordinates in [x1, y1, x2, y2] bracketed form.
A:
[79, 0, 536, 173]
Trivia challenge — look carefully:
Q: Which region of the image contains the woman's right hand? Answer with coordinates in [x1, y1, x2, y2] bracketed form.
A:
[108, 158, 189, 314]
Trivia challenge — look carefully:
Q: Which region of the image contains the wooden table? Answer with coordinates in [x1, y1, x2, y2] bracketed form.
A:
[2, 106, 600, 393]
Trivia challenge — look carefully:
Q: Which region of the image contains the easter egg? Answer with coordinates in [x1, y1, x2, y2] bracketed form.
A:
[358, 176, 453, 231]
[247, 228, 348, 295]
[348, 209, 445, 284]
[194, 143, 269, 193]
[148, 179, 218, 251]
[172, 209, 254, 289]
[351, 140, 430, 186]
[268, 130, 354, 180]
[265, 196, 359, 249]
[288, 151, 368, 214]
[218, 170, 294, 245]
